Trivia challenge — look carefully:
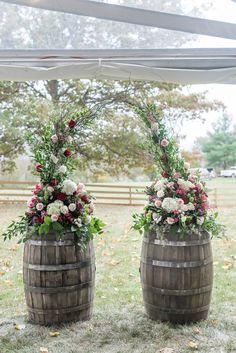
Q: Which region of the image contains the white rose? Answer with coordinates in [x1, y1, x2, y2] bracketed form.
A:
[83, 215, 91, 225]
[68, 203, 76, 212]
[47, 186, 54, 193]
[154, 180, 165, 191]
[67, 136, 73, 143]
[181, 204, 188, 212]
[178, 178, 194, 191]
[36, 203, 44, 211]
[62, 179, 77, 195]
[47, 201, 62, 215]
[197, 217, 204, 226]
[59, 165, 67, 174]
[51, 214, 59, 222]
[187, 203, 195, 211]
[51, 154, 59, 164]
[162, 197, 179, 212]
[157, 190, 165, 198]
[152, 213, 162, 224]
[74, 218, 82, 227]
[184, 162, 190, 170]
[60, 205, 69, 215]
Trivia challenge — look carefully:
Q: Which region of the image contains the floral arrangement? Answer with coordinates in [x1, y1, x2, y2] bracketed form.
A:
[3, 110, 105, 247]
[133, 104, 224, 237]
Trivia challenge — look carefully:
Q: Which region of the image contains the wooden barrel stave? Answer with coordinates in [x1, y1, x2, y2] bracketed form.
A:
[140, 230, 213, 323]
[23, 232, 95, 325]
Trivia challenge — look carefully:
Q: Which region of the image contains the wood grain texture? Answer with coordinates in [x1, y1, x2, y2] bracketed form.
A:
[23, 231, 95, 325]
[140, 229, 213, 324]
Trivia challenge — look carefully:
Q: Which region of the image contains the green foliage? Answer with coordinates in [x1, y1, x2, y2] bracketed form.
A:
[197, 113, 236, 169]
[135, 103, 189, 178]
[2, 216, 28, 243]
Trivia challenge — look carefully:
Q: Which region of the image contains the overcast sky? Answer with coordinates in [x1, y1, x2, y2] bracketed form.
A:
[180, 0, 236, 149]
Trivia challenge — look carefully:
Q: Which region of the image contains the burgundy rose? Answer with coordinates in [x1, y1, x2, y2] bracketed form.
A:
[50, 179, 59, 186]
[161, 171, 169, 178]
[77, 202, 84, 210]
[57, 192, 67, 201]
[64, 148, 71, 157]
[35, 163, 43, 172]
[32, 216, 43, 224]
[68, 119, 77, 128]
[176, 188, 186, 196]
[80, 193, 90, 203]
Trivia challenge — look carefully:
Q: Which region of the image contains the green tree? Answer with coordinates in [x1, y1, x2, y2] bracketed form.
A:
[197, 114, 236, 169]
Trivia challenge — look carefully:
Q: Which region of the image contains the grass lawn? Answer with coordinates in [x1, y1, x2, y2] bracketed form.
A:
[0, 182, 236, 352]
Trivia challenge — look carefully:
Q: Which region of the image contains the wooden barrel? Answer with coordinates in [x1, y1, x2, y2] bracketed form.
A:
[140, 230, 213, 324]
[23, 231, 95, 325]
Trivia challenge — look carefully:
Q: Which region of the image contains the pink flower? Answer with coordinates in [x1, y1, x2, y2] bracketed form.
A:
[51, 134, 58, 143]
[89, 204, 95, 214]
[161, 139, 169, 147]
[188, 175, 195, 183]
[27, 197, 37, 208]
[177, 199, 184, 205]
[33, 183, 43, 194]
[167, 182, 174, 188]
[154, 199, 162, 207]
[174, 172, 181, 179]
[166, 217, 176, 225]
[201, 195, 208, 202]
[36, 203, 44, 211]
[176, 188, 187, 196]
[51, 214, 59, 222]
[77, 183, 86, 193]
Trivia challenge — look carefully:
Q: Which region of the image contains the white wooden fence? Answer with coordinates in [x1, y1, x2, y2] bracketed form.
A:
[0, 180, 221, 207]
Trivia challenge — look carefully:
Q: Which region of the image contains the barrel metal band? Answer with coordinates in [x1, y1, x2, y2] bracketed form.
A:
[145, 302, 210, 314]
[27, 302, 91, 315]
[29, 240, 75, 246]
[142, 257, 212, 268]
[23, 260, 93, 271]
[24, 281, 93, 293]
[143, 237, 210, 247]
[142, 283, 212, 296]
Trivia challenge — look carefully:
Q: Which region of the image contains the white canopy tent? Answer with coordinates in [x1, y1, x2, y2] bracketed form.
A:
[0, 0, 236, 84]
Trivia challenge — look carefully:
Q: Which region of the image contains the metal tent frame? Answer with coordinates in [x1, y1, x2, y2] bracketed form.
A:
[0, 0, 236, 83]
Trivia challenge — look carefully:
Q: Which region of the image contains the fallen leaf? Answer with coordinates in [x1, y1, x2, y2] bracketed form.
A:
[193, 328, 201, 334]
[102, 251, 111, 257]
[209, 319, 218, 327]
[40, 348, 49, 353]
[14, 324, 26, 330]
[222, 260, 233, 270]
[188, 341, 198, 350]
[4, 280, 14, 287]
[9, 244, 19, 252]
[0, 271, 6, 276]
[128, 273, 135, 277]
[159, 348, 174, 353]
[3, 259, 11, 268]
[49, 331, 60, 337]
[213, 261, 219, 266]
[108, 260, 120, 266]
